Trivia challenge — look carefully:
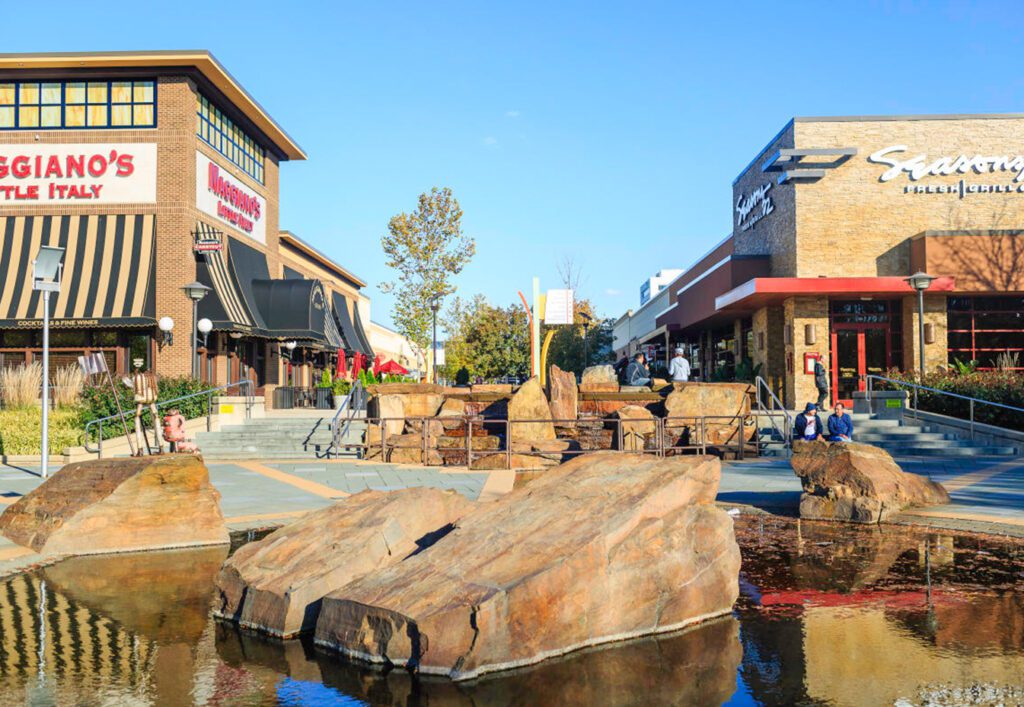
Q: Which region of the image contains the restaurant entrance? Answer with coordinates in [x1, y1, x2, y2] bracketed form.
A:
[829, 300, 902, 407]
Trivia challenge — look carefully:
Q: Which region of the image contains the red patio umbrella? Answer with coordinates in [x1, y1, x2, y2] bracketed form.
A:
[372, 354, 382, 376]
[352, 351, 365, 378]
[336, 349, 347, 378]
[377, 359, 409, 376]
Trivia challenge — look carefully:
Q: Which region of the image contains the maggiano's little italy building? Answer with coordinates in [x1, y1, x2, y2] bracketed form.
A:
[637, 114, 1024, 408]
[0, 51, 374, 396]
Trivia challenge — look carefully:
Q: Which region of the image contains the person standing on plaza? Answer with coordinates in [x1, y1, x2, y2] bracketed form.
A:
[827, 401, 854, 442]
[814, 354, 830, 410]
[794, 403, 826, 441]
[669, 347, 691, 383]
[625, 352, 652, 387]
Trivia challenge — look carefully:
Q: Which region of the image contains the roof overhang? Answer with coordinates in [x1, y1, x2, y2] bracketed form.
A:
[0, 50, 306, 161]
[280, 231, 367, 288]
[715, 276, 957, 312]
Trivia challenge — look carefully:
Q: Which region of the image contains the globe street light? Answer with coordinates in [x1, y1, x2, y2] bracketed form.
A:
[905, 271, 937, 377]
[182, 281, 211, 379]
[32, 245, 65, 479]
[158, 316, 175, 348]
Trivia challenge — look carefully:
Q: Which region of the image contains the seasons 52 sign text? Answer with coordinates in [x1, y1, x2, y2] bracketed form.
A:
[735, 182, 774, 231]
[0, 144, 157, 203]
[868, 145, 1024, 197]
[196, 152, 266, 243]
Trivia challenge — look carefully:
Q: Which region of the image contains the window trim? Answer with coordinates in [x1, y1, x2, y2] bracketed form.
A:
[196, 93, 265, 184]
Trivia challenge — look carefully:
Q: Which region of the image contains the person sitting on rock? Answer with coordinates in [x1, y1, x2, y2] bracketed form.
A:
[624, 352, 652, 387]
[794, 403, 826, 441]
[826, 401, 854, 442]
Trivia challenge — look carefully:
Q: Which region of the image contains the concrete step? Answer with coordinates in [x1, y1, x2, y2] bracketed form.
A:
[887, 446, 1018, 457]
[856, 432, 953, 442]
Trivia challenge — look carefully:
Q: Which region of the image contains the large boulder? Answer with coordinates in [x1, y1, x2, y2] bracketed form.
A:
[791, 440, 950, 523]
[508, 376, 556, 443]
[314, 452, 740, 680]
[581, 364, 617, 386]
[215, 488, 473, 637]
[548, 364, 578, 422]
[0, 456, 227, 557]
[664, 382, 753, 446]
[369, 394, 405, 438]
[615, 404, 656, 451]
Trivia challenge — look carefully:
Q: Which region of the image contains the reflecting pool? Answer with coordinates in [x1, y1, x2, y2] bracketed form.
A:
[1, 516, 1022, 706]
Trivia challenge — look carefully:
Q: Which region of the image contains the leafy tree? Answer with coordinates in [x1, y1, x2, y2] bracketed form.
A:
[381, 187, 475, 360]
[545, 298, 614, 376]
[441, 295, 529, 381]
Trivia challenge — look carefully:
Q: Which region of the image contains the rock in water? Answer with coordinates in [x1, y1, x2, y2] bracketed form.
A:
[508, 376, 556, 443]
[215, 488, 473, 637]
[0, 455, 227, 557]
[791, 440, 950, 523]
[314, 452, 740, 680]
[548, 364, 578, 422]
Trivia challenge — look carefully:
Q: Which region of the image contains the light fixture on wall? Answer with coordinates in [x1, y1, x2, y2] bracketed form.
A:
[805, 323, 816, 346]
[924, 323, 935, 345]
[158, 316, 175, 348]
[197, 318, 213, 348]
[757, 332, 765, 351]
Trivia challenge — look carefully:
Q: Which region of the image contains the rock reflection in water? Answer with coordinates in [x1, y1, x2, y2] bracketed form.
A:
[215, 615, 742, 706]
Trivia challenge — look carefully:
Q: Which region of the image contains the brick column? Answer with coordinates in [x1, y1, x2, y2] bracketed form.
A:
[784, 296, 829, 409]
[902, 294, 948, 374]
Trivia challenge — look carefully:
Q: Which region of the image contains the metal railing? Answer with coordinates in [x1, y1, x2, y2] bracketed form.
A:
[333, 413, 756, 466]
[328, 380, 366, 458]
[273, 386, 335, 410]
[754, 375, 792, 456]
[865, 374, 1024, 440]
[84, 379, 254, 456]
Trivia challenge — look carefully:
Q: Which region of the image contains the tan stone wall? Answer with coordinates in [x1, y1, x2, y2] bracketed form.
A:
[732, 122, 797, 276]
[901, 294, 948, 374]
[783, 296, 829, 409]
[792, 117, 1024, 278]
[752, 305, 786, 399]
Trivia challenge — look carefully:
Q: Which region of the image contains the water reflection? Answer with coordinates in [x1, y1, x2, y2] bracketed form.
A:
[0, 518, 1020, 706]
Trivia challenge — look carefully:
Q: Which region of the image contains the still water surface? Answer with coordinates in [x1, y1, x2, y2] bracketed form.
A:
[1, 516, 1022, 706]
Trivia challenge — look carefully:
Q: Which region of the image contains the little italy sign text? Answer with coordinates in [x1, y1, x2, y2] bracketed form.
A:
[868, 145, 1024, 197]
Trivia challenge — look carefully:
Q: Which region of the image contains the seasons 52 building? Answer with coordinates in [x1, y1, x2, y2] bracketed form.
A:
[642, 114, 1024, 408]
[0, 51, 372, 390]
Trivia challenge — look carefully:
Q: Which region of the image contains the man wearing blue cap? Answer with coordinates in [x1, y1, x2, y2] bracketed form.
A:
[794, 402, 826, 441]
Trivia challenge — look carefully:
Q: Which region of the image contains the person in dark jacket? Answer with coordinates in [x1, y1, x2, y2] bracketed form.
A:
[827, 401, 854, 442]
[813, 355, 830, 410]
[794, 403, 826, 441]
[624, 353, 652, 387]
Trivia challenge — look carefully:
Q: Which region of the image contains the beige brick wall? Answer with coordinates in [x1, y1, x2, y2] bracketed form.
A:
[752, 305, 786, 398]
[792, 118, 1024, 278]
[783, 296, 829, 409]
[901, 293, 948, 374]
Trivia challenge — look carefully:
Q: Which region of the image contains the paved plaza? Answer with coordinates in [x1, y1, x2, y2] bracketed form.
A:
[2, 453, 1022, 578]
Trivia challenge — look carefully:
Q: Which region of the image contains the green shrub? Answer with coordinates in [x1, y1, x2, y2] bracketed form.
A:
[332, 378, 352, 398]
[0, 407, 85, 455]
[880, 368, 1024, 430]
[81, 376, 215, 442]
[318, 370, 333, 388]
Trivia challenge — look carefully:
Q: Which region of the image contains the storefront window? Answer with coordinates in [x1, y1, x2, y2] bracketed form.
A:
[127, 335, 151, 370]
[49, 330, 89, 347]
[0, 79, 155, 130]
[0, 331, 34, 347]
[947, 296, 1024, 370]
[94, 331, 118, 347]
[196, 94, 265, 183]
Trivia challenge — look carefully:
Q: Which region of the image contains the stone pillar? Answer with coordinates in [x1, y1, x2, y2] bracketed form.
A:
[902, 294, 947, 374]
[752, 306, 786, 397]
[783, 296, 829, 410]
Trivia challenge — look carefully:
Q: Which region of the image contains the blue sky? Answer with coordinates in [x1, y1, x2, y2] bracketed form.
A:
[6, 1, 1024, 328]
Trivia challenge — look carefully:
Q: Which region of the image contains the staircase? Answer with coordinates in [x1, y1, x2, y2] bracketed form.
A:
[756, 411, 1018, 457]
[849, 413, 1017, 457]
[195, 412, 367, 460]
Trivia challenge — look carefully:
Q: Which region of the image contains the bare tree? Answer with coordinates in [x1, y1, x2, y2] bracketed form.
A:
[556, 255, 584, 292]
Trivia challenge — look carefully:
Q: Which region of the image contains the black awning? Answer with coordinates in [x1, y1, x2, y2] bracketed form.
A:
[226, 236, 272, 332]
[332, 292, 373, 356]
[252, 278, 329, 343]
[352, 302, 375, 357]
[197, 225, 266, 335]
[0, 214, 156, 329]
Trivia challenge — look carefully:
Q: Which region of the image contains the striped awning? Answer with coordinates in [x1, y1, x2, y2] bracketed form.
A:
[0, 214, 155, 328]
[324, 300, 344, 348]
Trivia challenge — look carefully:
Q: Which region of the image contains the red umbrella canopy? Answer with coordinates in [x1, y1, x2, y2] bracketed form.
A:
[372, 354, 382, 376]
[377, 359, 408, 376]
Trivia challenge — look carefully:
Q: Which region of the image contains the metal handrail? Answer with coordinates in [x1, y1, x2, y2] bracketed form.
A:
[754, 375, 792, 456]
[84, 379, 254, 455]
[328, 379, 365, 458]
[865, 374, 1024, 440]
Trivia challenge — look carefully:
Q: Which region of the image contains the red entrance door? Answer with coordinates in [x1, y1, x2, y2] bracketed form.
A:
[830, 324, 891, 407]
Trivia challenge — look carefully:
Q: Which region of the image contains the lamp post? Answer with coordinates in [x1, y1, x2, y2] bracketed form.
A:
[181, 282, 211, 379]
[430, 295, 442, 384]
[905, 271, 937, 377]
[32, 246, 65, 479]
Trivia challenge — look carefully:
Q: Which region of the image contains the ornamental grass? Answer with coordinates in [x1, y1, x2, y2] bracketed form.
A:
[0, 362, 42, 409]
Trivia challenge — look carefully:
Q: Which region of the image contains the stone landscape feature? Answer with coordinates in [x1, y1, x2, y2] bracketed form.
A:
[791, 440, 951, 523]
[0, 455, 228, 557]
[313, 451, 741, 681]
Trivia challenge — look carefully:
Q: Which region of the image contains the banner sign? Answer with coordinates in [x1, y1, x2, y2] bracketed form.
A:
[196, 151, 266, 243]
[77, 352, 108, 376]
[544, 289, 574, 325]
[0, 144, 157, 204]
